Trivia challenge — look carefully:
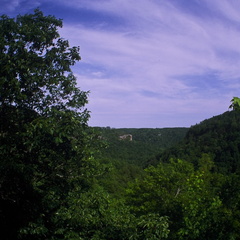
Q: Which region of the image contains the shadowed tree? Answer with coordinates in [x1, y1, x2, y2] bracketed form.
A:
[0, 9, 97, 239]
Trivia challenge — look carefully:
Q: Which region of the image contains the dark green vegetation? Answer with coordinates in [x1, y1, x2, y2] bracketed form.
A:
[124, 110, 240, 239]
[95, 127, 188, 165]
[94, 127, 188, 196]
[155, 110, 240, 173]
[95, 111, 240, 239]
[1, 9, 240, 240]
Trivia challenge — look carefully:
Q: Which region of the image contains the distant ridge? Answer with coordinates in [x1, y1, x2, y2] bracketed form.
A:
[94, 127, 189, 166]
[154, 111, 240, 173]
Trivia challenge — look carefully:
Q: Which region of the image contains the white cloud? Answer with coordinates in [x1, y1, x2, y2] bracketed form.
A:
[204, 0, 240, 23]
[2, 0, 240, 127]
[57, 0, 240, 127]
[0, 0, 43, 15]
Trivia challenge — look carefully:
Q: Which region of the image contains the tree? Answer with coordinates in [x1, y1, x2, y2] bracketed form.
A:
[0, 9, 97, 239]
[230, 97, 240, 111]
[126, 156, 233, 239]
[178, 166, 223, 239]
[126, 159, 194, 238]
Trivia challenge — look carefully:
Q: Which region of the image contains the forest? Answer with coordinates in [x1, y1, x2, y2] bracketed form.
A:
[1, 9, 240, 240]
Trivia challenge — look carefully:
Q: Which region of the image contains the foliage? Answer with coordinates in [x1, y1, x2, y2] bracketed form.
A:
[94, 127, 188, 196]
[96, 127, 188, 166]
[126, 155, 240, 239]
[95, 108, 240, 239]
[132, 214, 170, 240]
[157, 111, 240, 173]
[230, 97, 240, 111]
[0, 9, 97, 239]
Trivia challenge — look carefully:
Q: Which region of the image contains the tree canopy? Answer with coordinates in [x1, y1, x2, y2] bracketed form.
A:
[0, 9, 94, 239]
[0, 9, 86, 113]
[230, 97, 240, 111]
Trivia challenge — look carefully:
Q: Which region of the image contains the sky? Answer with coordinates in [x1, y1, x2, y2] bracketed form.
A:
[1, 0, 240, 128]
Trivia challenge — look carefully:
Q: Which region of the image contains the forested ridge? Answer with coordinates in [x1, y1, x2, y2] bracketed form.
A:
[93, 127, 188, 197]
[1, 9, 240, 240]
[154, 110, 240, 173]
[94, 110, 240, 239]
[94, 127, 188, 165]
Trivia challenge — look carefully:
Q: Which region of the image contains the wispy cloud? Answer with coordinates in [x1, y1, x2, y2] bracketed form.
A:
[57, 0, 240, 127]
[1, 0, 42, 14]
[1, 0, 240, 127]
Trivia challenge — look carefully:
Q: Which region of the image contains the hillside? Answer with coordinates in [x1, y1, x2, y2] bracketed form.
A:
[154, 110, 240, 173]
[94, 127, 189, 166]
[94, 111, 240, 238]
[92, 127, 188, 196]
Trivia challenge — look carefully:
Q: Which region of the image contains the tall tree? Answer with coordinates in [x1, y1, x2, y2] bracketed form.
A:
[0, 9, 95, 239]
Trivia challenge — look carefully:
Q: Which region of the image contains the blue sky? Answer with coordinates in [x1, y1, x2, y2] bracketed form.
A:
[1, 0, 240, 128]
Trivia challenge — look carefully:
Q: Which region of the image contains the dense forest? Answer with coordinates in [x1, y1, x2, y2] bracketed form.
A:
[1, 9, 240, 240]
[94, 127, 188, 165]
[94, 110, 240, 239]
[154, 110, 240, 173]
[93, 127, 188, 196]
